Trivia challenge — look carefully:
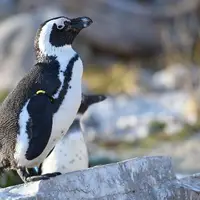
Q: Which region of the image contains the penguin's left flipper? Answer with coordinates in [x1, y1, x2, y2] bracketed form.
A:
[78, 94, 106, 114]
[25, 93, 53, 161]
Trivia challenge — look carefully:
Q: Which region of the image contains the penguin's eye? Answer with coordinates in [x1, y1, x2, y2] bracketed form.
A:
[57, 24, 65, 30]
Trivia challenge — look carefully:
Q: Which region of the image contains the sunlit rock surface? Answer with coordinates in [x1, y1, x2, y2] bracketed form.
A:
[0, 156, 200, 200]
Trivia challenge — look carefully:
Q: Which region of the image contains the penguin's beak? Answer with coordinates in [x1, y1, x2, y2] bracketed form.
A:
[69, 17, 93, 30]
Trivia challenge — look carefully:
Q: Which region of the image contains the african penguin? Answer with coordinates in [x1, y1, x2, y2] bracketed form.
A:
[28, 94, 106, 176]
[0, 16, 92, 182]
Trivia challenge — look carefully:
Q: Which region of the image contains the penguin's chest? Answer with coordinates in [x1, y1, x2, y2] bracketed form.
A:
[51, 82, 82, 141]
[46, 60, 83, 154]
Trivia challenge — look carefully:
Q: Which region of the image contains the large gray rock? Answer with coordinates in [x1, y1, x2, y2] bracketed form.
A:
[0, 156, 200, 199]
[0, 0, 16, 19]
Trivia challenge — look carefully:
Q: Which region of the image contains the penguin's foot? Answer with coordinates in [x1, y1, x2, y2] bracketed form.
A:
[25, 172, 61, 182]
[17, 168, 61, 183]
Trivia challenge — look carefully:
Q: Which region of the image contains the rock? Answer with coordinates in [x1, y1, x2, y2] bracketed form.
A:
[176, 173, 190, 179]
[82, 92, 196, 143]
[0, 0, 16, 19]
[0, 156, 200, 199]
[180, 173, 200, 194]
[16, 0, 55, 12]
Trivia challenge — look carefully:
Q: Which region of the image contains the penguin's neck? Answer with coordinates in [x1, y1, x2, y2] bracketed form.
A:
[36, 45, 77, 68]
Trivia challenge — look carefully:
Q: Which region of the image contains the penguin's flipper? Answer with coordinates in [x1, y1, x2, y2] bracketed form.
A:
[78, 94, 106, 114]
[25, 93, 53, 161]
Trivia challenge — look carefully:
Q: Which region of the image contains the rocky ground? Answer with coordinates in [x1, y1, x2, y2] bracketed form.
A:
[2, 157, 200, 200]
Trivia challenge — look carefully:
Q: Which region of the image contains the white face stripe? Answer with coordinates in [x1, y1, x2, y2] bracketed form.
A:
[38, 17, 71, 57]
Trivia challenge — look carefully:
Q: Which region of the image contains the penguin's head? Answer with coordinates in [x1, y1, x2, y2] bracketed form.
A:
[34, 16, 93, 59]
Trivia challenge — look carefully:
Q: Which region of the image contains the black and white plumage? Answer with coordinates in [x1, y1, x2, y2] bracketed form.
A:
[30, 94, 106, 175]
[0, 16, 92, 182]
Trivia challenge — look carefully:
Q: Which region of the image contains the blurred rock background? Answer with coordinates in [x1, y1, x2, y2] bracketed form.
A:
[1, 0, 200, 187]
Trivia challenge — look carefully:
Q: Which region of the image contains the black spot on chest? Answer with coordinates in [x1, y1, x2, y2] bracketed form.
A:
[52, 53, 79, 112]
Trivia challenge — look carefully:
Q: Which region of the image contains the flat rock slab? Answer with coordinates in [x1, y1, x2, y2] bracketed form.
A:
[0, 156, 200, 199]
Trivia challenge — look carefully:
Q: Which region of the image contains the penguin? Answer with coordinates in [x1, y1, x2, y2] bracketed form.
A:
[27, 94, 106, 176]
[0, 16, 93, 182]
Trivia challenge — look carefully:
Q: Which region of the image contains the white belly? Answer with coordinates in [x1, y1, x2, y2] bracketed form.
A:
[41, 130, 88, 174]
